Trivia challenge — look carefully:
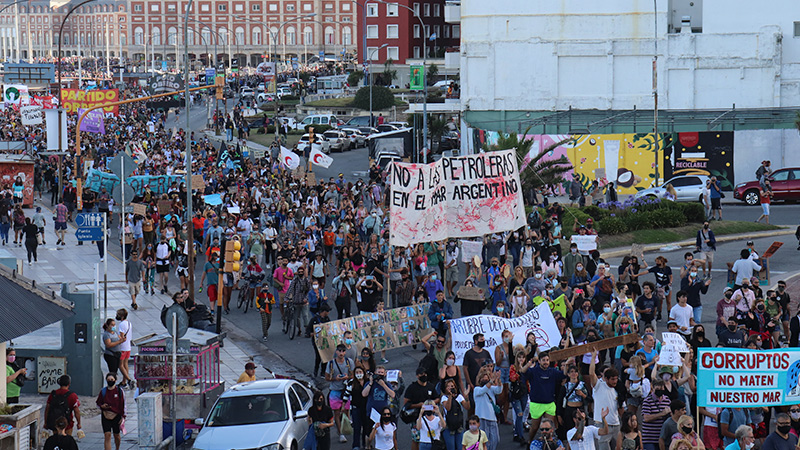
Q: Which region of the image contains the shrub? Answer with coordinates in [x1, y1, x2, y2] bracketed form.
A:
[582, 205, 610, 221]
[680, 202, 706, 223]
[658, 209, 687, 228]
[347, 70, 365, 87]
[597, 216, 628, 235]
[623, 211, 654, 231]
[304, 124, 332, 133]
[352, 86, 395, 110]
[281, 95, 300, 101]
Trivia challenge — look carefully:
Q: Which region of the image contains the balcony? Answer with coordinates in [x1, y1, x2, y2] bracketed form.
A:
[444, 1, 460, 24]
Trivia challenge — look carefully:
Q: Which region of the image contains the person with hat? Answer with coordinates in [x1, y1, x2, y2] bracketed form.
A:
[716, 287, 737, 337]
[237, 362, 258, 383]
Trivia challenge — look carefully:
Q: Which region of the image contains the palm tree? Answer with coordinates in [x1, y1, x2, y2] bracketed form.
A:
[795, 111, 800, 135]
[484, 127, 574, 193]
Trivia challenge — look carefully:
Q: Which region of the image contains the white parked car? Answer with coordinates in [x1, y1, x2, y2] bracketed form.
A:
[298, 134, 331, 154]
[323, 130, 352, 152]
[239, 87, 255, 99]
[632, 175, 710, 202]
[192, 379, 314, 450]
[340, 127, 367, 148]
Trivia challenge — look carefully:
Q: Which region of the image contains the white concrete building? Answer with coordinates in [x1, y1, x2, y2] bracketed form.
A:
[456, 0, 800, 135]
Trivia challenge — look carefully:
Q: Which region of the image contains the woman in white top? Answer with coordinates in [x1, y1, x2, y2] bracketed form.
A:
[369, 406, 397, 450]
[509, 286, 529, 318]
[262, 220, 278, 266]
[417, 400, 445, 450]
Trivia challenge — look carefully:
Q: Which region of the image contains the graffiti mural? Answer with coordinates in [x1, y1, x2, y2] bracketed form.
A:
[664, 131, 734, 190]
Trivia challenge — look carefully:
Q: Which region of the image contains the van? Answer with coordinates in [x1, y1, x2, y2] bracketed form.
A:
[299, 114, 341, 128]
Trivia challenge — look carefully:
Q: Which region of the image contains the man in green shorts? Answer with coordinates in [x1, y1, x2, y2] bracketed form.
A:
[523, 352, 566, 444]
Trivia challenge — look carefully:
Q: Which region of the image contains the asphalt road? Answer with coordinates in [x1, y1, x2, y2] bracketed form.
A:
[119, 104, 800, 450]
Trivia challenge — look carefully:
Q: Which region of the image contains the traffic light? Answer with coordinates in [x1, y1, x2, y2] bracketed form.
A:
[224, 238, 241, 273]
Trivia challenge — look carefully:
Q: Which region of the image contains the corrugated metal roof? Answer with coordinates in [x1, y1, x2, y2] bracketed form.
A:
[0, 265, 74, 342]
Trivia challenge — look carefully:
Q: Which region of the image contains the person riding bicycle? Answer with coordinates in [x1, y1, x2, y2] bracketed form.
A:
[242, 256, 266, 307]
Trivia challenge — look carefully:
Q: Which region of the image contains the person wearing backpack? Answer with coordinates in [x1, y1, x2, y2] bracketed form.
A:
[440, 378, 470, 450]
[96, 372, 125, 450]
[44, 374, 81, 436]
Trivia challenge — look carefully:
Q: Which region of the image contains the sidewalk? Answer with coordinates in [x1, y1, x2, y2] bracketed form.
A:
[8, 200, 260, 450]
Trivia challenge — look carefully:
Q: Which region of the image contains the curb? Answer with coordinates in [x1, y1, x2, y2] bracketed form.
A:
[601, 227, 795, 258]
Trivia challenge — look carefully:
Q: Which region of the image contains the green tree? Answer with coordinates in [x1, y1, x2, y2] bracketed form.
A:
[299, 72, 312, 84]
[427, 63, 439, 81]
[484, 127, 574, 191]
[352, 86, 395, 110]
[795, 111, 800, 135]
[347, 70, 365, 87]
[382, 59, 397, 86]
[427, 115, 447, 151]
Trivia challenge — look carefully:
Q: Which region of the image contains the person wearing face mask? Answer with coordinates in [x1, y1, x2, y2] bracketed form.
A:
[680, 268, 711, 325]
[731, 280, 756, 318]
[688, 325, 711, 356]
[642, 380, 672, 450]
[572, 300, 597, 339]
[462, 415, 489, 450]
[462, 334, 493, 415]
[472, 366, 502, 450]
[428, 290, 454, 335]
[669, 415, 703, 450]
[96, 373, 125, 450]
[405, 369, 440, 450]
[716, 288, 737, 337]
[758, 413, 796, 450]
[440, 351, 465, 396]
[658, 400, 687, 450]
[718, 317, 746, 348]
[369, 406, 398, 450]
[723, 425, 756, 450]
[563, 243, 585, 282]
[5, 348, 26, 404]
[423, 272, 445, 303]
[743, 300, 777, 349]
[524, 267, 548, 300]
[350, 367, 370, 450]
[308, 390, 336, 450]
[101, 318, 125, 377]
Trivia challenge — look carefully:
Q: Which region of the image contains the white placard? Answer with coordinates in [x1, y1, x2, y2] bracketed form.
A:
[37, 356, 66, 393]
[571, 235, 598, 252]
[662, 332, 691, 353]
[20, 105, 43, 125]
[460, 240, 483, 264]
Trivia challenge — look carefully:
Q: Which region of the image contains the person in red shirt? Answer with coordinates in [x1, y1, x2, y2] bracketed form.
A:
[96, 373, 126, 450]
[756, 179, 773, 225]
[45, 374, 82, 436]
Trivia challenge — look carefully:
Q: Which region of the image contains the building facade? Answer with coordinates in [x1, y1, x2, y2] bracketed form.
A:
[0, 0, 360, 69]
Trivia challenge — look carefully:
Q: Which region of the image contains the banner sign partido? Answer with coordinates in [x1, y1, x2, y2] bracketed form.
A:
[389, 150, 526, 247]
[697, 348, 800, 407]
[85, 169, 183, 195]
[449, 302, 561, 365]
[62, 88, 120, 115]
[313, 304, 433, 363]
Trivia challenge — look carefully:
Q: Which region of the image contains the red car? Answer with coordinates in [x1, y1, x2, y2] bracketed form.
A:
[733, 167, 800, 205]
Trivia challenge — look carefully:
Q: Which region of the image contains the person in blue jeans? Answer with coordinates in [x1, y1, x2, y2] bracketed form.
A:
[440, 378, 470, 450]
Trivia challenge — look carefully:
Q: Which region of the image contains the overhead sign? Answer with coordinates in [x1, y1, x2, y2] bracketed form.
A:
[20, 105, 43, 125]
[698, 348, 800, 407]
[4, 63, 55, 84]
[61, 88, 120, 115]
[410, 65, 424, 90]
[449, 302, 561, 365]
[147, 73, 184, 95]
[204, 68, 216, 85]
[389, 149, 526, 247]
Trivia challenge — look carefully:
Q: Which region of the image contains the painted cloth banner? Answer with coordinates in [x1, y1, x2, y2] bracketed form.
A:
[84, 169, 183, 195]
[78, 108, 106, 133]
[697, 348, 799, 407]
[449, 302, 561, 365]
[62, 88, 120, 115]
[389, 150, 526, 247]
[313, 304, 432, 363]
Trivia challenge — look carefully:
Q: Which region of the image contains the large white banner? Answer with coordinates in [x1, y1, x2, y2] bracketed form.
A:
[389, 150, 526, 247]
[449, 302, 561, 365]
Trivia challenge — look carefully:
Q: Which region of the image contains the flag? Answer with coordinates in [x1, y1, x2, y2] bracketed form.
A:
[429, 33, 437, 41]
[280, 146, 300, 170]
[310, 147, 333, 169]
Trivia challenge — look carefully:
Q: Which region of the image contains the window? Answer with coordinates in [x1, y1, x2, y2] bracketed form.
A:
[342, 2, 350, 10]
[152, 27, 161, 45]
[424, 25, 429, 38]
[433, 25, 440, 38]
[167, 3, 176, 11]
[413, 24, 420, 38]
[367, 46, 379, 60]
[366, 3, 377, 16]
[252, 27, 261, 45]
[286, 26, 296, 44]
[134, 27, 143, 45]
[386, 24, 398, 39]
[286, 3, 294, 11]
[303, 3, 311, 11]
[200, 4, 209, 11]
[343, 27, 351, 45]
[342, 17, 351, 22]
[235, 26, 244, 45]
[453, 25, 460, 38]
[413, 46, 420, 58]
[772, 170, 790, 181]
[795, 22, 800, 37]
[423, 3, 430, 16]
[413, 2, 419, 15]
[443, 25, 449, 38]
[168, 27, 177, 44]
[387, 46, 399, 60]
[304, 27, 313, 45]
[202, 29, 211, 46]
[386, 3, 398, 16]
[234, 4, 243, 11]
[366, 25, 378, 39]
[269, 3, 277, 11]
[325, 27, 334, 44]
[133, 4, 142, 12]
[218, 3, 226, 11]
[150, 3, 159, 12]
[252, 3, 259, 10]
[434, 3, 440, 16]
[324, 3, 333, 10]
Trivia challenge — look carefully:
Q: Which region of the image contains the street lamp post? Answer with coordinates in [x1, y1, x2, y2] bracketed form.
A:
[652, 0, 659, 185]
[368, 0, 427, 161]
[368, 43, 388, 128]
[182, 0, 197, 329]
[234, 14, 315, 144]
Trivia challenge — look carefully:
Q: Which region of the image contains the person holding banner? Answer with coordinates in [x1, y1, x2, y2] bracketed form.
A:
[590, 350, 621, 450]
